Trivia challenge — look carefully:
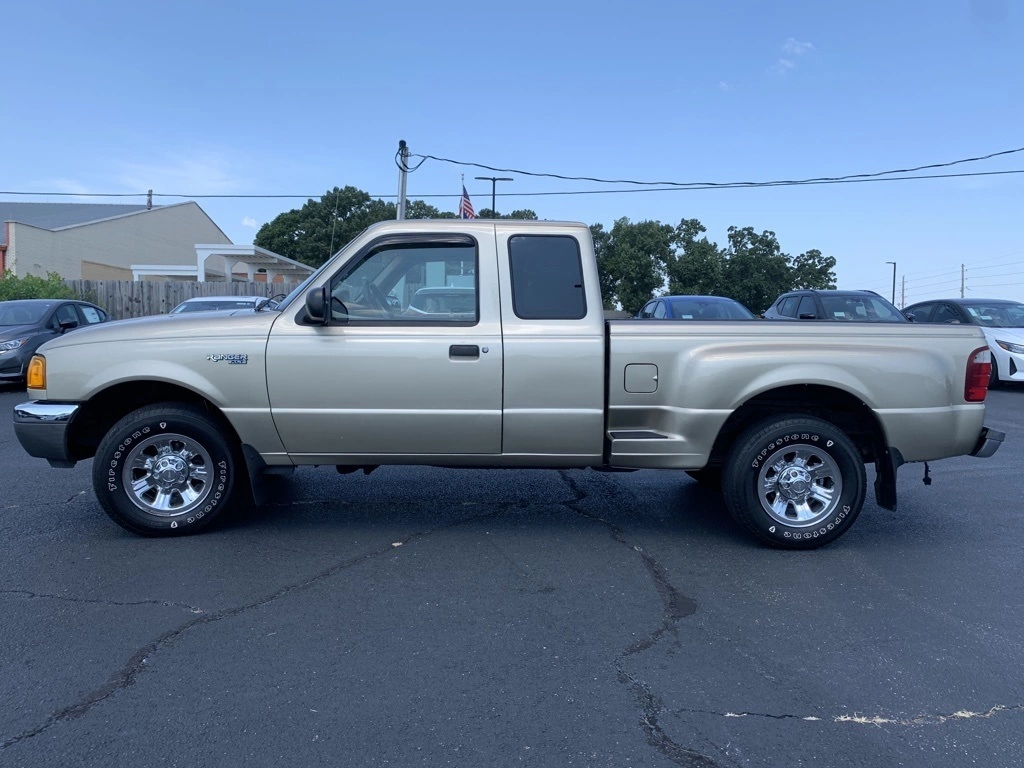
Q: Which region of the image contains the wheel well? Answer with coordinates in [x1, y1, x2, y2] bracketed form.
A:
[67, 381, 239, 461]
[705, 385, 886, 468]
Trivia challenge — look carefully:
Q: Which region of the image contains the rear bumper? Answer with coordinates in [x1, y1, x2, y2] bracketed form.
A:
[970, 427, 1005, 459]
[13, 401, 80, 467]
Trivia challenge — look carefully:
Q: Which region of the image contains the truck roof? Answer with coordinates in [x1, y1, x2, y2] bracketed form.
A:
[363, 218, 588, 233]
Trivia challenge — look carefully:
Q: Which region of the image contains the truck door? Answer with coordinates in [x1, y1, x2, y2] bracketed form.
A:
[494, 225, 606, 463]
[265, 231, 503, 460]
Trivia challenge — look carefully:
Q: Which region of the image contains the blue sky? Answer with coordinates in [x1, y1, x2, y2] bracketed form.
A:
[4, 0, 1023, 304]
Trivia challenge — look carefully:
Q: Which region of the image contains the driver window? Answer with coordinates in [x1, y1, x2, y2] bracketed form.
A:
[329, 240, 478, 324]
[652, 301, 667, 319]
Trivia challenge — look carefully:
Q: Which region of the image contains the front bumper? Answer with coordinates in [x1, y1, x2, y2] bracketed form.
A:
[13, 401, 80, 467]
[970, 426, 1005, 459]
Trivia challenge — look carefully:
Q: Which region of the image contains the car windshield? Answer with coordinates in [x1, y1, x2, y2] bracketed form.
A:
[819, 295, 906, 322]
[172, 300, 257, 313]
[667, 298, 755, 320]
[962, 302, 1024, 328]
[0, 302, 50, 325]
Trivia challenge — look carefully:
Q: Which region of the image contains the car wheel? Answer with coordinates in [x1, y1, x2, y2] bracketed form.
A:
[722, 415, 866, 549]
[685, 468, 722, 489]
[91, 403, 242, 536]
[989, 357, 1000, 389]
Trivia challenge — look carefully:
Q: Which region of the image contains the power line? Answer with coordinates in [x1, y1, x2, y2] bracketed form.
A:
[3, 167, 1024, 202]
[407, 145, 1024, 188]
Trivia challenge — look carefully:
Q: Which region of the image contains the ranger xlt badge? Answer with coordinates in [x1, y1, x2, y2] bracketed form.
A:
[207, 354, 248, 365]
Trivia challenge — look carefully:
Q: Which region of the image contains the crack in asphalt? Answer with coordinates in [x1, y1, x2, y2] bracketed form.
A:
[557, 471, 720, 768]
[0, 507, 506, 752]
[618, 671, 723, 768]
[671, 703, 1024, 727]
[0, 590, 204, 614]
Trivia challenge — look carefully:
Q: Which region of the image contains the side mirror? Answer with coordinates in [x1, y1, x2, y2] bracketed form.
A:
[904, 312, 916, 322]
[58, 318, 79, 333]
[304, 286, 329, 326]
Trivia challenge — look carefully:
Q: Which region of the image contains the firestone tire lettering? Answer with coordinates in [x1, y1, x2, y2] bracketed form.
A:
[721, 415, 867, 550]
[91, 402, 241, 537]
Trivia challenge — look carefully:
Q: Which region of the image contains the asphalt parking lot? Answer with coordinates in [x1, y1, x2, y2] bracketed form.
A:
[1, 385, 1022, 767]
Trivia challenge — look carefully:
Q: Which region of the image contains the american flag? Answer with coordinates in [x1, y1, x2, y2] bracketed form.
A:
[459, 184, 476, 219]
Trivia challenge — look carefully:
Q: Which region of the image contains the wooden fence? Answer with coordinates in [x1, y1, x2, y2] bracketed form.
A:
[64, 280, 303, 320]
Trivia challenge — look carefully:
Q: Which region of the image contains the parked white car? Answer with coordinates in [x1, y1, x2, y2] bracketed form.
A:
[169, 296, 270, 315]
[904, 298, 1024, 385]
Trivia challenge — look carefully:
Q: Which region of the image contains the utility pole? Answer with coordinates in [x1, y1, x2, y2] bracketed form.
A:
[961, 264, 965, 298]
[396, 140, 409, 220]
[475, 176, 513, 217]
[901, 275, 905, 309]
[886, 261, 896, 305]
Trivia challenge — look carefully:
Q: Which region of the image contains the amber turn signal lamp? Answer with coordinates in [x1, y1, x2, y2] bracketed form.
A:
[27, 355, 46, 390]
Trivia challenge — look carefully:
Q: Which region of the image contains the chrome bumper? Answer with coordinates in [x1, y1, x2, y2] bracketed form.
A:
[13, 401, 80, 468]
[970, 427, 1005, 459]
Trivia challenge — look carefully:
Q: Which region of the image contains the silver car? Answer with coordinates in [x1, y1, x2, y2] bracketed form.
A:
[168, 295, 270, 315]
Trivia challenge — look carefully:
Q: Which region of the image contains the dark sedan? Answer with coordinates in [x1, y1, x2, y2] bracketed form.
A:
[0, 299, 111, 385]
[763, 290, 907, 322]
[636, 295, 756, 320]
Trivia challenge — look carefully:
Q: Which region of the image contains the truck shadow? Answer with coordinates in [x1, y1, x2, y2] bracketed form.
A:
[219, 467, 763, 550]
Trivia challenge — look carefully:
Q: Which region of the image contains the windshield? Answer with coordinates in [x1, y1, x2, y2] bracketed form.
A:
[0, 302, 51, 325]
[962, 302, 1024, 328]
[819, 295, 906, 322]
[171, 299, 258, 313]
[667, 298, 755, 320]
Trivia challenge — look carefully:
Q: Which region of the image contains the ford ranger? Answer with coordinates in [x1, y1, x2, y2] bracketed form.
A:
[12, 220, 1004, 548]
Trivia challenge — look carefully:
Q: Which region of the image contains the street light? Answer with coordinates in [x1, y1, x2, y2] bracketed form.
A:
[885, 261, 896, 305]
[475, 176, 513, 217]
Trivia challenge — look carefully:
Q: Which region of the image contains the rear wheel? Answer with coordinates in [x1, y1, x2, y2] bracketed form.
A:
[722, 415, 866, 549]
[92, 403, 242, 536]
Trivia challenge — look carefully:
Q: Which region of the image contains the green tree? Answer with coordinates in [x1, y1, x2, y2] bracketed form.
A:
[666, 218, 727, 296]
[722, 226, 794, 314]
[0, 271, 75, 301]
[590, 223, 616, 309]
[594, 218, 673, 314]
[790, 248, 838, 290]
[255, 188, 461, 268]
[476, 209, 539, 220]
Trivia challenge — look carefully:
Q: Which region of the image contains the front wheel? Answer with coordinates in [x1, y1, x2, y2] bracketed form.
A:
[722, 415, 866, 549]
[91, 403, 242, 536]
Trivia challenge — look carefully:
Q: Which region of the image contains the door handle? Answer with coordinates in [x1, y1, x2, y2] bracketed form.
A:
[449, 345, 480, 359]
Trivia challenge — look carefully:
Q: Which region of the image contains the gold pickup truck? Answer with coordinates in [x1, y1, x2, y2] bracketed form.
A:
[13, 220, 1003, 548]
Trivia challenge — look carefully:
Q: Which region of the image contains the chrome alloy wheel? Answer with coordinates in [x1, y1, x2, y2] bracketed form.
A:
[122, 433, 214, 516]
[757, 444, 842, 527]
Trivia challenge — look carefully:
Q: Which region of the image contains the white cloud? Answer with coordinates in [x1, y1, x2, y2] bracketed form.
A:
[770, 58, 797, 75]
[242, 216, 259, 229]
[782, 38, 814, 56]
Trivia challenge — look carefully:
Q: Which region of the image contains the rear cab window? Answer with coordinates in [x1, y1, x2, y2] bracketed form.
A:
[508, 235, 586, 320]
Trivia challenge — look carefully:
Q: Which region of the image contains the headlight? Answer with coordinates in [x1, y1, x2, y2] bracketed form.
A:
[995, 340, 1024, 354]
[0, 337, 29, 352]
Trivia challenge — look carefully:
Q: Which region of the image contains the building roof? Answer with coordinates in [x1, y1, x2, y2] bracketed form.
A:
[0, 202, 156, 245]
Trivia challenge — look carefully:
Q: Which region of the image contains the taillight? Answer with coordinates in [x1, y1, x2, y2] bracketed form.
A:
[965, 346, 991, 402]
